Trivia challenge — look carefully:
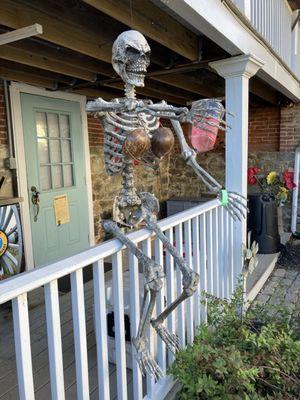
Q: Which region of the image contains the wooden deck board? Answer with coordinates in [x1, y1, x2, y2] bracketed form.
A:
[0, 279, 134, 399]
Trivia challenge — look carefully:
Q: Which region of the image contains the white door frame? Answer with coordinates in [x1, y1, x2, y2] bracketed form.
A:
[9, 82, 95, 270]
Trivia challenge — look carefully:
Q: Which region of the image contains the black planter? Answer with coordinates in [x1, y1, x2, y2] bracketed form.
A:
[247, 193, 280, 254]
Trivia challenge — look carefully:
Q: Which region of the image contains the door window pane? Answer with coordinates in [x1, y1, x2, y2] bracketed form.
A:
[52, 165, 63, 189]
[47, 113, 59, 137]
[60, 115, 70, 137]
[61, 140, 72, 162]
[63, 165, 74, 187]
[40, 166, 52, 190]
[35, 111, 75, 191]
[37, 138, 50, 163]
[50, 140, 62, 163]
[36, 112, 47, 137]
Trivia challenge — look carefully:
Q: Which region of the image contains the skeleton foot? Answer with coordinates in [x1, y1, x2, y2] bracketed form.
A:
[132, 336, 163, 380]
[151, 320, 180, 354]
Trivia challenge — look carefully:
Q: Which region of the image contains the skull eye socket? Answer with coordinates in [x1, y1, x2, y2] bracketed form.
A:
[126, 46, 140, 56]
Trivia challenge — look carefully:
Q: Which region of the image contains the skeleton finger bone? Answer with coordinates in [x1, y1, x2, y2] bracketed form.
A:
[227, 202, 242, 221]
[228, 193, 249, 212]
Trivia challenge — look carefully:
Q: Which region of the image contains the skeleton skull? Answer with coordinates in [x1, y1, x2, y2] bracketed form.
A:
[112, 30, 150, 87]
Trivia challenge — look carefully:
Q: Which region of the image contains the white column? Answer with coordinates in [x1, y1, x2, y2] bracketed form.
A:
[209, 54, 264, 284]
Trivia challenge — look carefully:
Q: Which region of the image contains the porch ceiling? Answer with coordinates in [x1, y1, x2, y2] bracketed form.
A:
[0, 0, 286, 106]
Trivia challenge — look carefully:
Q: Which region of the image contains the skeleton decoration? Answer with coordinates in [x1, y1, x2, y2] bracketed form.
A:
[86, 30, 247, 379]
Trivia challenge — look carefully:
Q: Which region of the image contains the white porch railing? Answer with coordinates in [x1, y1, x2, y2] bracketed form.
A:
[0, 199, 237, 400]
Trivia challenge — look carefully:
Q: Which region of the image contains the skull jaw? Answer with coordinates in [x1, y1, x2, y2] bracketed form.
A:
[114, 62, 146, 87]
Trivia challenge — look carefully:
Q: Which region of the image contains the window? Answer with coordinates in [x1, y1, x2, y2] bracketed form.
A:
[35, 112, 74, 191]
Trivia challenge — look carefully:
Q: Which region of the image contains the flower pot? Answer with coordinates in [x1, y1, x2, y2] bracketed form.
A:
[247, 193, 281, 254]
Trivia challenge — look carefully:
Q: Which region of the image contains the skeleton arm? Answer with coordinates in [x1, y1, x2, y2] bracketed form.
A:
[86, 97, 146, 116]
[136, 99, 230, 132]
[171, 119, 248, 221]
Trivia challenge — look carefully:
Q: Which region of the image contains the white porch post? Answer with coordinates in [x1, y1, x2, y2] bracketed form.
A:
[210, 55, 264, 283]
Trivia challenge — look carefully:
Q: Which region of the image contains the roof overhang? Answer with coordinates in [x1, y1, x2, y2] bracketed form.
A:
[155, 0, 300, 102]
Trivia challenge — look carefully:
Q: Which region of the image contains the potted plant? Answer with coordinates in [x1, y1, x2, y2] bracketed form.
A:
[247, 167, 296, 254]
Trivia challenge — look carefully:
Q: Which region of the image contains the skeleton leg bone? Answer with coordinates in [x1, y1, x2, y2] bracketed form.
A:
[102, 219, 164, 378]
[143, 212, 199, 354]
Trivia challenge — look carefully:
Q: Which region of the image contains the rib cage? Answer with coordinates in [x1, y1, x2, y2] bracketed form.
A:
[103, 111, 160, 175]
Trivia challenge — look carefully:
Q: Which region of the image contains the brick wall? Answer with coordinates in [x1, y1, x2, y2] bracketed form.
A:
[0, 82, 8, 146]
[248, 106, 280, 151]
[279, 104, 300, 151]
[0, 81, 13, 197]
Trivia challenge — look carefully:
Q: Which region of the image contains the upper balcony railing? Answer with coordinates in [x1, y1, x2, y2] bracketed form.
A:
[232, 0, 300, 78]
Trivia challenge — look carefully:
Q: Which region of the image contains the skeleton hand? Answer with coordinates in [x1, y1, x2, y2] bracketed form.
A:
[218, 189, 249, 221]
[184, 98, 230, 133]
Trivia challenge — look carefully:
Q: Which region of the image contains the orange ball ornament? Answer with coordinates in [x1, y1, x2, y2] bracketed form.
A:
[151, 127, 174, 158]
[123, 129, 151, 160]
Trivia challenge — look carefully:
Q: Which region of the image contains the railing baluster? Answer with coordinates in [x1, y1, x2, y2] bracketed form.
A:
[129, 252, 143, 400]
[223, 209, 229, 299]
[154, 237, 167, 373]
[142, 238, 155, 395]
[174, 224, 185, 348]
[12, 293, 35, 400]
[206, 210, 213, 295]
[71, 269, 90, 400]
[192, 216, 201, 331]
[212, 209, 219, 297]
[93, 259, 110, 400]
[229, 215, 234, 296]
[199, 213, 207, 323]
[44, 280, 65, 400]
[184, 219, 194, 344]
[166, 228, 175, 364]
[112, 251, 128, 400]
[218, 207, 224, 299]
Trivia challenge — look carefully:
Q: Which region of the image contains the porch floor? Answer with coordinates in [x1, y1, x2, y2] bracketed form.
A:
[0, 279, 135, 400]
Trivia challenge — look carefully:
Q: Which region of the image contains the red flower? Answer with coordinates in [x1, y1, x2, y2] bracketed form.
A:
[248, 167, 260, 185]
[283, 169, 296, 190]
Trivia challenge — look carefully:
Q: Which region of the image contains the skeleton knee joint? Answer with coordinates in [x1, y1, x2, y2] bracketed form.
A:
[182, 270, 199, 297]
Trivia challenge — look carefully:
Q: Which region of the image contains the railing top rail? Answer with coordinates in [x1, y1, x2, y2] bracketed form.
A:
[0, 198, 220, 304]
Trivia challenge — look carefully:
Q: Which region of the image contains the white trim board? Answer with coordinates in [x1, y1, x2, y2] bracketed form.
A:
[9, 82, 95, 270]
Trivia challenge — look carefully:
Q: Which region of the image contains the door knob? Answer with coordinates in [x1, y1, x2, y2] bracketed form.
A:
[31, 186, 40, 222]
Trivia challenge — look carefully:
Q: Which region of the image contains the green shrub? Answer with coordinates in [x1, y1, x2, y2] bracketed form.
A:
[169, 285, 300, 400]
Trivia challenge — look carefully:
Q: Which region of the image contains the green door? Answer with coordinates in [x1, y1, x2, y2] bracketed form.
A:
[21, 93, 90, 266]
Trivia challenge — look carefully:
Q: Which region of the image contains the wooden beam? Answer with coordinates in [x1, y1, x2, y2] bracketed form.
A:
[0, 44, 98, 81]
[0, 23, 42, 46]
[0, 0, 221, 98]
[249, 78, 279, 105]
[0, 0, 113, 62]
[105, 82, 188, 104]
[153, 73, 223, 98]
[0, 62, 56, 89]
[82, 0, 199, 60]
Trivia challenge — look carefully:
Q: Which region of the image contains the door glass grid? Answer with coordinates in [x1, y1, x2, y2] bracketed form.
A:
[35, 111, 74, 191]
